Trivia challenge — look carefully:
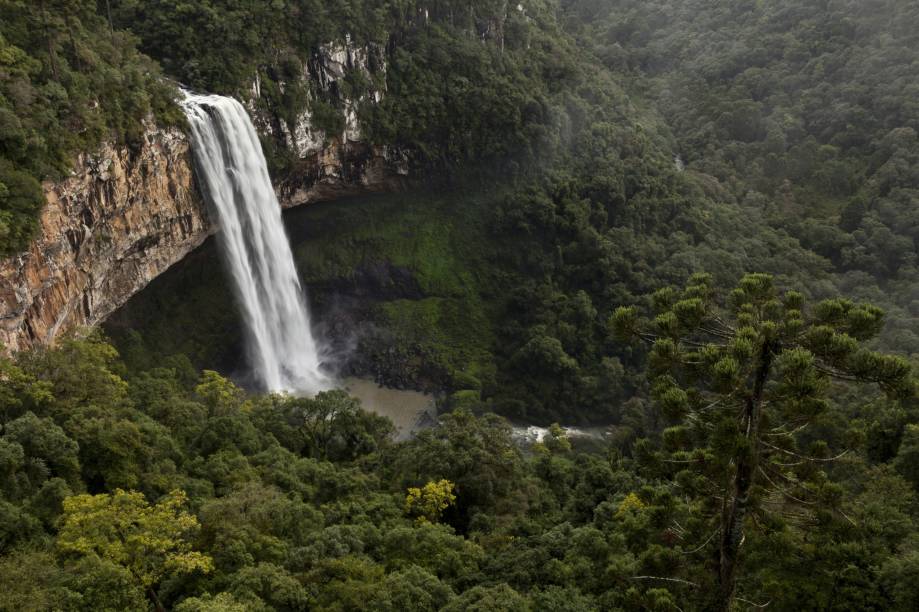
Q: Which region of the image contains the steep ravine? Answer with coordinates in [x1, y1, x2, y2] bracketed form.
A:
[0, 42, 407, 354]
[104, 190, 496, 399]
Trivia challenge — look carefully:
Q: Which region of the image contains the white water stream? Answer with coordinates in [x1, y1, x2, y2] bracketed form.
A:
[181, 92, 328, 393]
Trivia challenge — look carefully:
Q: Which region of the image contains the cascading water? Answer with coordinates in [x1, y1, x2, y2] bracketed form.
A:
[181, 92, 328, 393]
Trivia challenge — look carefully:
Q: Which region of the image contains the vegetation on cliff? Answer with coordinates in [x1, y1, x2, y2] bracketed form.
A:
[0, 0, 181, 254]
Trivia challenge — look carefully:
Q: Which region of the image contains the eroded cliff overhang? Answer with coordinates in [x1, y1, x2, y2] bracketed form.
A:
[1, 40, 409, 354]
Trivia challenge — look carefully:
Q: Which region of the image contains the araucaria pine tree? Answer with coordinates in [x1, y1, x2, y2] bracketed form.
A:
[613, 273, 914, 611]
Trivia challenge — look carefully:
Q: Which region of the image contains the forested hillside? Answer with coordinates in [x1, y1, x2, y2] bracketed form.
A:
[109, 0, 583, 173]
[3, 1, 919, 610]
[5, 280, 919, 610]
[566, 0, 919, 353]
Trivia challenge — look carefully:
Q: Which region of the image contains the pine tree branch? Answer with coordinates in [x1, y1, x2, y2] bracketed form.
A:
[711, 315, 737, 334]
[813, 363, 861, 381]
[761, 422, 808, 438]
[629, 576, 700, 587]
[680, 528, 720, 555]
[735, 596, 771, 609]
[699, 325, 734, 340]
[759, 439, 849, 463]
[757, 466, 816, 506]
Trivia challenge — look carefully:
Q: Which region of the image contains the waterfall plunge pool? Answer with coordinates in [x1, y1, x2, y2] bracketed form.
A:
[340, 377, 437, 441]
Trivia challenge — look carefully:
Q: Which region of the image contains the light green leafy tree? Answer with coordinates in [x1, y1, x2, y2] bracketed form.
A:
[405, 479, 457, 525]
[57, 488, 213, 611]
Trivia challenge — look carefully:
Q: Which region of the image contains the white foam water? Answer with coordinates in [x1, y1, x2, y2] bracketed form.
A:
[181, 92, 328, 393]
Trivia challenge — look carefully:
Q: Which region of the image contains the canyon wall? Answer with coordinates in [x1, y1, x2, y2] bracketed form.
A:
[253, 37, 409, 209]
[0, 41, 407, 354]
[0, 126, 205, 353]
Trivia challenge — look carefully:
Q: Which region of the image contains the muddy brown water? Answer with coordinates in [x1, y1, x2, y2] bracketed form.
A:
[340, 378, 608, 449]
[340, 377, 437, 441]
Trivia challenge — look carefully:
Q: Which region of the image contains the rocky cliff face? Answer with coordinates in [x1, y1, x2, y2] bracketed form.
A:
[0, 41, 407, 354]
[252, 37, 409, 209]
[0, 125, 207, 353]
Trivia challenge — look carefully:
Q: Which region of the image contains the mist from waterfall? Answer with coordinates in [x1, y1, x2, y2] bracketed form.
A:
[181, 92, 328, 393]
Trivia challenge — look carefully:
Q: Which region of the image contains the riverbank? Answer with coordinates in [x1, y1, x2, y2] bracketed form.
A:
[340, 377, 610, 449]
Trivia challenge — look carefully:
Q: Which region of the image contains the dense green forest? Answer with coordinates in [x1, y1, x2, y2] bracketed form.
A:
[5, 282, 919, 610]
[565, 0, 919, 352]
[4, 0, 919, 610]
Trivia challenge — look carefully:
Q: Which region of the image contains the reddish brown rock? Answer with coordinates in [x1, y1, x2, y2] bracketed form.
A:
[1, 36, 410, 355]
[0, 125, 208, 353]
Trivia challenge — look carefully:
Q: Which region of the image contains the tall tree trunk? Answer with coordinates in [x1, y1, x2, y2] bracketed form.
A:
[146, 586, 165, 612]
[499, 0, 507, 53]
[65, 14, 82, 72]
[104, 0, 115, 43]
[39, 0, 60, 80]
[716, 340, 774, 612]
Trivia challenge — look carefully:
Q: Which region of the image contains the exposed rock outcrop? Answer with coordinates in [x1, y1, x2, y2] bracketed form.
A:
[279, 141, 408, 209]
[0, 125, 207, 353]
[253, 37, 409, 209]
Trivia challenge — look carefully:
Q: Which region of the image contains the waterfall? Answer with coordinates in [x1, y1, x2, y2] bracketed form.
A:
[181, 92, 328, 393]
